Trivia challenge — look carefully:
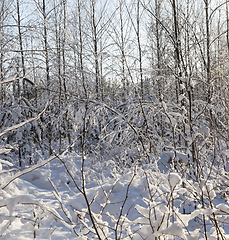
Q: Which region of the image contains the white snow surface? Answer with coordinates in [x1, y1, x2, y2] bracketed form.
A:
[0, 152, 229, 239]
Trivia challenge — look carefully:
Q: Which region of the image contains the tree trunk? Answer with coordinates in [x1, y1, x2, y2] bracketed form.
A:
[172, 0, 182, 105]
[205, 0, 211, 102]
[227, 2, 229, 52]
[62, 0, 67, 98]
[16, 0, 26, 97]
[92, 0, 100, 98]
[119, 0, 126, 100]
[43, 0, 50, 94]
[77, 0, 87, 96]
[137, 1, 143, 99]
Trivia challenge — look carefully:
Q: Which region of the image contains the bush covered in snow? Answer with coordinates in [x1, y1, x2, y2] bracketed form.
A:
[1, 93, 229, 239]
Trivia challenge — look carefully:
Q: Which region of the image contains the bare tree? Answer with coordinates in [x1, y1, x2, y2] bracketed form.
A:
[205, 0, 211, 104]
[136, 0, 144, 98]
[0, 0, 13, 103]
[42, 0, 50, 93]
[16, 0, 26, 96]
[119, 0, 127, 100]
[77, 0, 87, 96]
[0, 1, 6, 104]
[90, 0, 100, 98]
[155, 0, 163, 102]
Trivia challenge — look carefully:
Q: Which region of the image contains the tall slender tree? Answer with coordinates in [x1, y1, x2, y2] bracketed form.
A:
[42, 0, 50, 94]
[77, 0, 87, 96]
[205, 0, 211, 104]
[136, 0, 144, 99]
[16, 0, 26, 97]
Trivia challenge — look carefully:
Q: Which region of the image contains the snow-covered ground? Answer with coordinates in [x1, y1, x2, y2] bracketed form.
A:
[1, 151, 229, 239]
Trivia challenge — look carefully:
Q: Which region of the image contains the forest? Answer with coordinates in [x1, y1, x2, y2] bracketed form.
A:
[1, 0, 229, 239]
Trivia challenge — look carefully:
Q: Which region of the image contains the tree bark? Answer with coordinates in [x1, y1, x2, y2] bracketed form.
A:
[137, 0, 143, 99]
[91, 0, 100, 98]
[43, 0, 50, 94]
[16, 0, 26, 97]
[77, 0, 87, 96]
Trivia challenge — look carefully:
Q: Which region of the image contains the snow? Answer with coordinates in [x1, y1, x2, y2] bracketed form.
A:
[0, 152, 229, 239]
[167, 172, 182, 189]
[0, 149, 12, 155]
[160, 222, 186, 238]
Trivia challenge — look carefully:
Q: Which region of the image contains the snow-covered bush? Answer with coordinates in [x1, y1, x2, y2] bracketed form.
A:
[1, 93, 229, 239]
[0, 94, 41, 167]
